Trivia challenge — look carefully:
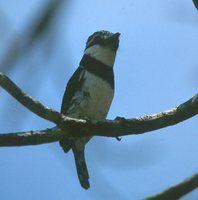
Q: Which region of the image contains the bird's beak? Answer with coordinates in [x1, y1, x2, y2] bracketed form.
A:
[110, 32, 120, 40]
[107, 32, 120, 50]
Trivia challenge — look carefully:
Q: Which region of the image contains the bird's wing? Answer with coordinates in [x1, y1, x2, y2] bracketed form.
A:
[61, 66, 85, 114]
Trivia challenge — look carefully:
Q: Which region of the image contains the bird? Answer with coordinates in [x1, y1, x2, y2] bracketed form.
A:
[59, 30, 120, 189]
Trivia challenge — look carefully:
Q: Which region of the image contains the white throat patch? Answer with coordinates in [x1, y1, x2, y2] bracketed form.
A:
[84, 45, 116, 67]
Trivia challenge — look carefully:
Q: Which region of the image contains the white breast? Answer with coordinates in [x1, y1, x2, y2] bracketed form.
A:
[84, 45, 116, 66]
[67, 70, 114, 120]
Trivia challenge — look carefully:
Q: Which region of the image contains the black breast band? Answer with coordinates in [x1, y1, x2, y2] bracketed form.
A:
[80, 54, 114, 89]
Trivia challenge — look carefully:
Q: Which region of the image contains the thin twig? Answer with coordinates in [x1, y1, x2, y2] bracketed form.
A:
[193, 0, 198, 10]
[147, 172, 198, 200]
[0, 1, 64, 72]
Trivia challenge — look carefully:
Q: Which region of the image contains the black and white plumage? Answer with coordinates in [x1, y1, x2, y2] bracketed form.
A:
[60, 30, 120, 189]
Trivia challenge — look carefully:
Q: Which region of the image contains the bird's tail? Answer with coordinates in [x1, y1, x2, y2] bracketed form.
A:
[59, 135, 91, 189]
[72, 146, 90, 189]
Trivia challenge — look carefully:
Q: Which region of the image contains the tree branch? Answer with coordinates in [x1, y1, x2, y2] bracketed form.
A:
[0, 72, 63, 124]
[0, 72, 198, 146]
[0, 128, 63, 146]
[147, 172, 198, 200]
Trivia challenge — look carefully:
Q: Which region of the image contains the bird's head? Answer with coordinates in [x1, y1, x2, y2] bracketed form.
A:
[84, 30, 120, 67]
[85, 30, 120, 51]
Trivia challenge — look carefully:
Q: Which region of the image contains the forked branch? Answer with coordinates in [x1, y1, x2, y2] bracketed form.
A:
[0, 72, 197, 146]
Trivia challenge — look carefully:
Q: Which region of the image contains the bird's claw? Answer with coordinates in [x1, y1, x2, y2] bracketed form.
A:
[115, 136, 122, 141]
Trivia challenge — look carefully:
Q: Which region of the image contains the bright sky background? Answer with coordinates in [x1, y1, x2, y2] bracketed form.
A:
[0, 0, 198, 199]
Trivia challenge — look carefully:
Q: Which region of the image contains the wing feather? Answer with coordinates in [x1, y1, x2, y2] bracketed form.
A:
[61, 67, 84, 114]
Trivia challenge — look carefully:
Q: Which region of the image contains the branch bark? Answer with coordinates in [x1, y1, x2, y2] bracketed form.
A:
[147, 172, 198, 200]
[0, 128, 63, 146]
[0, 72, 198, 146]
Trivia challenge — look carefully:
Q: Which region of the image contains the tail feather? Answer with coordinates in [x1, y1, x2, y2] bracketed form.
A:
[72, 147, 90, 189]
[60, 136, 90, 189]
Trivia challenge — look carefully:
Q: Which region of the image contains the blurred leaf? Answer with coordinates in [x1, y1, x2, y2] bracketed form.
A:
[0, 1, 64, 73]
[193, 0, 198, 9]
[27, 1, 64, 47]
